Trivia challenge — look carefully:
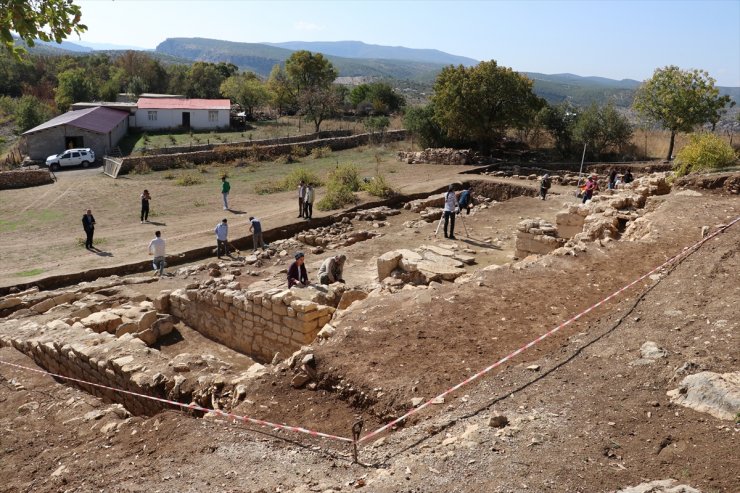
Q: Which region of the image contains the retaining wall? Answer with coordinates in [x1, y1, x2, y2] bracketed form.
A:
[0, 169, 54, 190]
[168, 286, 334, 363]
[141, 130, 352, 155]
[120, 130, 407, 173]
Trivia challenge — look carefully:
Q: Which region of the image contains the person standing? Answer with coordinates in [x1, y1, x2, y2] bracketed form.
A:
[297, 180, 306, 217]
[458, 184, 472, 214]
[148, 230, 166, 276]
[140, 189, 151, 223]
[303, 184, 314, 220]
[582, 175, 598, 204]
[318, 254, 346, 285]
[221, 176, 231, 210]
[82, 209, 96, 249]
[443, 184, 458, 239]
[608, 169, 618, 190]
[214, 218, 228, 258]
[288, 251, 309, 288]
[539, 174, 552, 200]
[623, 169, 634, 184]
[249, 216, 265, 251]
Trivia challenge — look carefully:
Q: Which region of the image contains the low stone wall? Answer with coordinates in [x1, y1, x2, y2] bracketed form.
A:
[120, 130, 407, 173]
[515, 219, 565, 258]
[141, 130, 352, 156]
[398, 148, 485, 165]
[0, 321, 170, 415]
[0, 169, 53, 190]
[168, 286, 335, 363]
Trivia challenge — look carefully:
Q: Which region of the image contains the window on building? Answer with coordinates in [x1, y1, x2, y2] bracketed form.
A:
[148, 111, 157, 121]
[208, 110, 218, 122]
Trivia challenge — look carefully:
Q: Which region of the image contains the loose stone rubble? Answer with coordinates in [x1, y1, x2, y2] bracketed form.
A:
[397, 148, 484, 165]
[295, 217, 381, 249]
[377, 244, 475, 286]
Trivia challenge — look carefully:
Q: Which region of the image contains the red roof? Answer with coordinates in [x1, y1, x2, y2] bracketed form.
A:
[137, 98, 231, 110]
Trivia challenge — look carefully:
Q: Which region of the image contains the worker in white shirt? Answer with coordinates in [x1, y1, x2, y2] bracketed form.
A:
[443, 184, 459, 239]
[214, 218, 228, 258]
[148, 230, 166, 276]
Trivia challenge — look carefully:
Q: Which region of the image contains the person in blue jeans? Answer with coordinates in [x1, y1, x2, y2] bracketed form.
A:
[249, 216, 265, 251]
[148, 230, 166, 276]
[214, 218, 228, 258]
[443, 184, 458, 239]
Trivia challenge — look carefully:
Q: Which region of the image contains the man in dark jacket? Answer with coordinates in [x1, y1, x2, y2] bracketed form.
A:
[82, 209, 96, 249]
[288, 251, 309, 288]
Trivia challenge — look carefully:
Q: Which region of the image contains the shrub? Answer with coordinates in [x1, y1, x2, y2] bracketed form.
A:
[163, 171, 175, 180]
[674, 133, 737, 176]
[361, 174, 395, 198]
[311, 146, 332, 159]
[316, 164, 361, 210]
[330, 163, 361, 192]
[175, 173, 203, 186]
[290, 145, 308, 159]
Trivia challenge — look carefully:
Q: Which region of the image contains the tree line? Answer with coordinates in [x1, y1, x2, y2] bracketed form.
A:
[0, 48, 406, 134]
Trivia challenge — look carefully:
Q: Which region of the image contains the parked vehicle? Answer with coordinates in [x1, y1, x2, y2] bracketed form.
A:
[45, 148, 95, 170]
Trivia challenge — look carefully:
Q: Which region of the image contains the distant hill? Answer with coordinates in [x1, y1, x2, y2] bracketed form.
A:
[264, 40, 477, 66]
[155, 37, 448, 81]
[523, 72, 640, 108]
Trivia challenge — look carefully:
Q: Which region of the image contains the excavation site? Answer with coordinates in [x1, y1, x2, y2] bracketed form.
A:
[1, 165, 738, 493]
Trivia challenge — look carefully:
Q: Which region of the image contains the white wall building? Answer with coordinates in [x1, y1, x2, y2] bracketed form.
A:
[133, 98, 231, 130]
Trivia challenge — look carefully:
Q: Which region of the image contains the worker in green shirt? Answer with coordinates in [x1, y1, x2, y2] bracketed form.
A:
[221, 176, 231, 210]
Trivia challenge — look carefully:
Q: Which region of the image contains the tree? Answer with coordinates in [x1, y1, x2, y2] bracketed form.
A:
[633, 65, 734, 161]
[403, 103, 446, 148]
[55, 67, 96, 111]
[220, 72, 270, 119]
[266, 64, 296, 116]
[284, 50, 339, 132]
[185, 62, 231, 99]
[1, 0, 87, 58]
[538, 102, 578, 158]
[14, 94, 51, 132]
[573, 103, 633, 158]
[431, 60, 543, 151]
[349, 82, 405, 115]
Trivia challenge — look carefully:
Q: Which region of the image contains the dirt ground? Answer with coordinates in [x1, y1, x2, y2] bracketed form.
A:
[0, 143, 478, 287]
[0, 166, 738, 493]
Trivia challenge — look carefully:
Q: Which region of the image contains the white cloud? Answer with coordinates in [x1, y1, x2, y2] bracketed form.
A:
[293, 20, 323, 32]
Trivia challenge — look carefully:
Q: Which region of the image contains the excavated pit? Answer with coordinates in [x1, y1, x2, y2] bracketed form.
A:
[4, 175, 660, 422]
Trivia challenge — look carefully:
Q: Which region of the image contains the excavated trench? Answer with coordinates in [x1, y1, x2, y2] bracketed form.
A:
[0, 179, 543, 420]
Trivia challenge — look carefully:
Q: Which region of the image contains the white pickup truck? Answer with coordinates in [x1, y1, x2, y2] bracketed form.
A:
[45, 148, 95, 170]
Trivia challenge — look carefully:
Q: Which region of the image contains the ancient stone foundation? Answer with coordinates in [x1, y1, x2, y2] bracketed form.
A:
[167, 286, 335, 363]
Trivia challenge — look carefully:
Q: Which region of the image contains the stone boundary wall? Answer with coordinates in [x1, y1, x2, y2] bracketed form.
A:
[0, 325, 169, 415]
[119, 130, 407, 173]
[0, 169, 54, 190]
[141, 130, 352, 156]
[168, 286, 335, 363]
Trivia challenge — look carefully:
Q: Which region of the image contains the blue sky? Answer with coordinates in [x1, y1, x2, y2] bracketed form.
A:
[75, 0, 740, 86]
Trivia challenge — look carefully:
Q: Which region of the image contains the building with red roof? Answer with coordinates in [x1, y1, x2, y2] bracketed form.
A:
[134, 98, 231, 130]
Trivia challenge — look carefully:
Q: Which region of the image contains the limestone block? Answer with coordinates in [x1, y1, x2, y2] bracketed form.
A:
[115, 322, 139, 337]
[377, 251, 402, 281]
[154, 290, 171, 312]
[271, 290, 295, 305]
[667, 371, 740, 421]
[81, 312, 123, 334]
[337, 290, 368, 310]
[31, 297, 57, 313]
[137, 310, 158, 331]
[52, 292, 76, 305]
[420, 251, 464, 268]
[290, 299, 318, 313]
[416, 260, 466, 282]
[420, 245, 455, 257]
[0, 297, 22, 309]
[272, 303, 288, 316]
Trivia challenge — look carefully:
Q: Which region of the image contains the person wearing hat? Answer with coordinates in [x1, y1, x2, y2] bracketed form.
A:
[288, 251, 309, 288]
[214, 218, 228, 258]
[539, 174, 552, 200]
[582, 175, 598, 204]
[318, 254, 346, 285]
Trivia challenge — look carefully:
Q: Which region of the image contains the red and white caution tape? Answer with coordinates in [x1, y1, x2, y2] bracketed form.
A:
[358, 216, 739, 443]
[0, 359, 352, 443]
